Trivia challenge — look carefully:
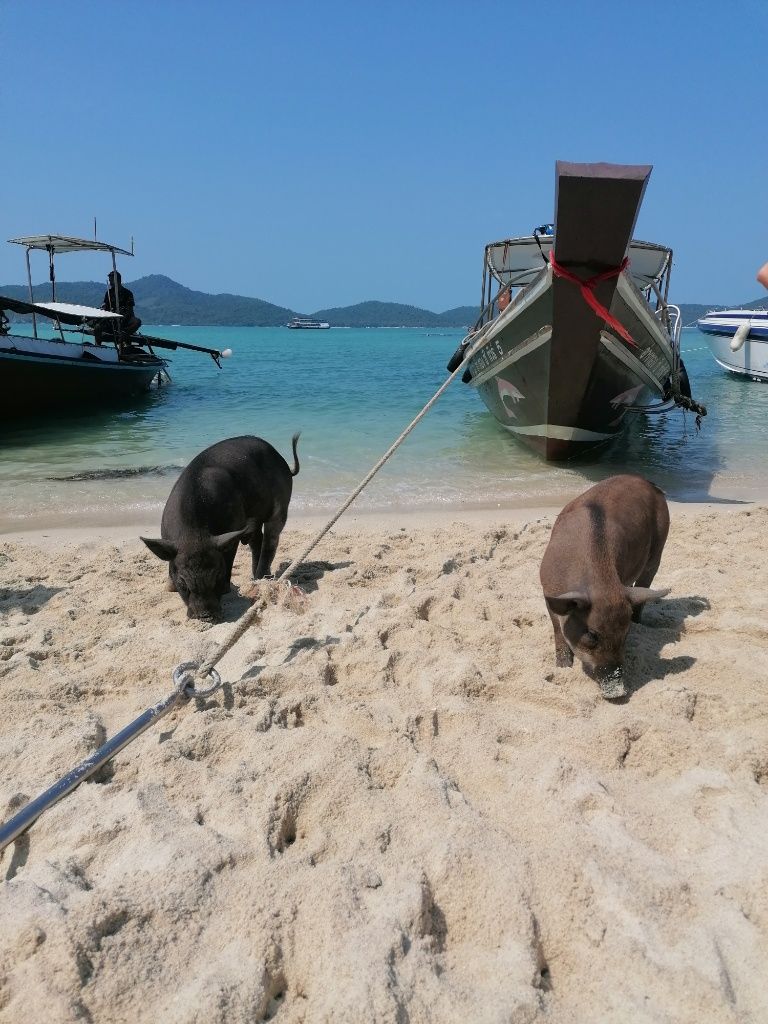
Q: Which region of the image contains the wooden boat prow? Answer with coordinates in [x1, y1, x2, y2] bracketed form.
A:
[546, 162, 651, 459]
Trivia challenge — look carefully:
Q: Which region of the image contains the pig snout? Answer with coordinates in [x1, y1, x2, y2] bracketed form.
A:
[562, 616, 630, 700]
[592, 663, 627, 700]
[579, 639, 629, 700]
[574, 649, 628, 700]
[186, 595, 223, 623]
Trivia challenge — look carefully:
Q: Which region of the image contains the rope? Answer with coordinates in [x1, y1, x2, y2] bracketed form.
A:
[549, 253, 637, 348]
[0, 333, 486, 851]
[0, 301, 713, 850]
[197, 330, 485, 678]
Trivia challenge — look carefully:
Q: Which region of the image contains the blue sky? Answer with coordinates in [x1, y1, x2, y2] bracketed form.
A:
[3, 0, 766, 310]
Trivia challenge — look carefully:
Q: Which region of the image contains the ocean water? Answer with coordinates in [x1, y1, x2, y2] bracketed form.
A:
[1, 326, 766, 530]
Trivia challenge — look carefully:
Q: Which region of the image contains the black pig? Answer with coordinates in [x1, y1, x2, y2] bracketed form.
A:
[142, 433, 300, 621]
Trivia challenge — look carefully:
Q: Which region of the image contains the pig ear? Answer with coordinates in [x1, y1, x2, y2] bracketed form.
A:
[212, 526, 250, 551]
[625, 586, 671, 607]
[545, 591, 590, 616]
[141, 536, 177, 562]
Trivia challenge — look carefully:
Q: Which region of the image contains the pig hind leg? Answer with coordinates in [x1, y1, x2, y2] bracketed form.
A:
[220, 542, 238, 594]
[632, 509, 670, 623]
[548, 610, 574, 667]
[249, 524, 264, 580]
[631, 551, 663, 623]
[254, 513, 286, 579]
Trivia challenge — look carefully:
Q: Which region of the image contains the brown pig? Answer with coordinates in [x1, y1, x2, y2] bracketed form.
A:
[540, 475, 670, 699]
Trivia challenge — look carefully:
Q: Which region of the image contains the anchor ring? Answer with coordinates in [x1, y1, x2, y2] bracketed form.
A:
[172, 661, 223, 699]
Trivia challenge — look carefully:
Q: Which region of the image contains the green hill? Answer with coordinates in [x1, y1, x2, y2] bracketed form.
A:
[678, 297, 768, 327]
[0, 279, 105, 310]
[129, 275, 295, 326]
[0, 274, 294, 327]
[437, 305, 479, 328]
[9, 271, 757, 329]
[0, 275, 478, 327]
[309, 300, 463, 328]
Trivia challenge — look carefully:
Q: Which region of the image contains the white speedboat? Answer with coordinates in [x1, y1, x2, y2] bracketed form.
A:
[697, 309, 768, 381]
[288, 317, 330, 330]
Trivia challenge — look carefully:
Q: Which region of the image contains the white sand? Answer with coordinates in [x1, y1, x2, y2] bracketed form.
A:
[1, 504, 767, 1023]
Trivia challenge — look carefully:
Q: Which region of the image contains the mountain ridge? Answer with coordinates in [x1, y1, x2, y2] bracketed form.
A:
[0, 274, 478, 328]
[1, 273, 763, 328]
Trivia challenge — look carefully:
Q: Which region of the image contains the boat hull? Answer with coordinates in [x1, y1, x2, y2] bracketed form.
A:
[468, 269, 674, 460]
[696, 311, 768, 381]
[701, 333, 768, 382]
[0, 348, 163, 416]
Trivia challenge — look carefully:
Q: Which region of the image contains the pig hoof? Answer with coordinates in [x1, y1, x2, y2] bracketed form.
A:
[165, 579, 177, 592]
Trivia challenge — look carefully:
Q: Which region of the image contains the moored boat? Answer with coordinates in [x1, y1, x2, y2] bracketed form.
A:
[0, 234, 230, 418]
[288, 316, 330, 329]
[697, 309, 768, 381]
[448, 162, 706, 461]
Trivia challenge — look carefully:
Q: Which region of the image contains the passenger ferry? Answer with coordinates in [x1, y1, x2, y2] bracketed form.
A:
[288, 317, 330, 330]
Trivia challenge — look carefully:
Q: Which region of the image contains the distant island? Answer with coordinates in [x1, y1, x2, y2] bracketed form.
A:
[0, 274, 477, 328]
[0, 273, 764, 328]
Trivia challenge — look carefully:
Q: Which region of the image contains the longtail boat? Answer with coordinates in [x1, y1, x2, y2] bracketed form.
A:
[448, 162, 706, 461]
[0, 234, 230, 418]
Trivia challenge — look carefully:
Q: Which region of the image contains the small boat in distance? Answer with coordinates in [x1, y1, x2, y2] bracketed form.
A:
[447, 161, 706, 461]
[0, 234, 231, 418]
[697, 309, 768, 381]
[288, 316, 330, 330]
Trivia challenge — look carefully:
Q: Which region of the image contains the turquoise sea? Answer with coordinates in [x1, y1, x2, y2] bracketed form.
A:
[1, 327, 766, 530]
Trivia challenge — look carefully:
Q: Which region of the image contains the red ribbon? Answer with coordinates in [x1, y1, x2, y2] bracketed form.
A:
[549, 253, 637, 348]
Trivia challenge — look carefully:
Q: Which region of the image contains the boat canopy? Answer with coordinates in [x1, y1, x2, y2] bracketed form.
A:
[0, 295, 121, 325]
[8, 234, 133, 256]
[486, 237, 672, 290]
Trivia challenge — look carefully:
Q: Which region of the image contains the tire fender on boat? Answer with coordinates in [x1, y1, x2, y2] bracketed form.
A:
[446, 343, 467, 373]
[730, 322, 751, 352]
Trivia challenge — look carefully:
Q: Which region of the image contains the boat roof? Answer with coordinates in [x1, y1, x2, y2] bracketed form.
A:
[486, 236, 671, 289]
[8, 234, 133, 256]
[0, 294, 121, 324]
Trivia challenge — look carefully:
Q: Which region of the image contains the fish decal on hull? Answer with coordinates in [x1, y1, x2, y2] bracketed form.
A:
[610, 383, 644, 408]
[497, 378, 524, 418]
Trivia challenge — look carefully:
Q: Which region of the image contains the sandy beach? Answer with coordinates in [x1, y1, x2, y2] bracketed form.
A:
[1, 502, 767, 1023]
